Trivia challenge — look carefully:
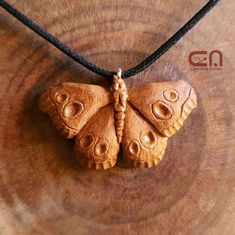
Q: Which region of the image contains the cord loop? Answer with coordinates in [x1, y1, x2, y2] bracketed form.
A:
[0, 0, 220, 79]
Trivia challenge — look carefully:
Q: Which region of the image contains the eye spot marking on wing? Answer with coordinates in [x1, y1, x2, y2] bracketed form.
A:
[128, 140, 140, 157]
[55, 91, 69, 103]
[79, 133, 95, 150]
[163, 88, 179, 102]
[140, 129, 158, 149]
[94, 139, 109, 157]
[63, 101, 84, 118]
[152, 101, 173, 120]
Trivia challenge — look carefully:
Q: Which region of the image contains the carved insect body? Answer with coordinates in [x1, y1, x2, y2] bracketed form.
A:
[39, 77, 197, 169]
[113, 75, 128, 143]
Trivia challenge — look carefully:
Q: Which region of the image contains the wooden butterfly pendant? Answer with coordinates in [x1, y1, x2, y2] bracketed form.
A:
[39, 75, 197, 170]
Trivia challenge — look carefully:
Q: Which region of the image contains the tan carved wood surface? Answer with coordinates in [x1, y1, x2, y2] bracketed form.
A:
[39, 78, 196, 169]
[0, 0, 234, 234]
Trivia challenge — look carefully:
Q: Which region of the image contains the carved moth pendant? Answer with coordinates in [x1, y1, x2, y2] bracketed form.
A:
[39, 75, 197, 170]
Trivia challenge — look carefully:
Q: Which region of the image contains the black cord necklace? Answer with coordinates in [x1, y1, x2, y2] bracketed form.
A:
[0, 0, 219, 79]
[0, 0, 220, 170]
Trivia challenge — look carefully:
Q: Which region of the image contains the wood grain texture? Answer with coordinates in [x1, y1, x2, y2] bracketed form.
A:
[0, 0, 235, 234]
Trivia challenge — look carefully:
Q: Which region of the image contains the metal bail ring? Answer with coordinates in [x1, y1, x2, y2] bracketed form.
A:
[117, 68, 122, 78]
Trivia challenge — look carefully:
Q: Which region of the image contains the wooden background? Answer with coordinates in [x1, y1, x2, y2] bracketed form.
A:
[0, 0, 234, 234]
